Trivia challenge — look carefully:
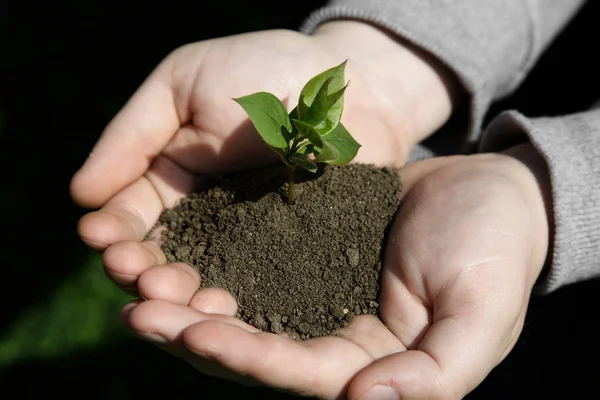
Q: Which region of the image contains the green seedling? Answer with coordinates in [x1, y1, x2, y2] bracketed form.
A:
[233, 60, 361, 205]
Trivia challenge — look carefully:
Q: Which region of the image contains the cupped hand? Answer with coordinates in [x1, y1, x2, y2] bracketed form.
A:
[71, 21, 458, 296]
[119, 143, 552, 399]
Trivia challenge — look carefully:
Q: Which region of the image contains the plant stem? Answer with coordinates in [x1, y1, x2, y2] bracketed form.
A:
[287, 166, 296, 205]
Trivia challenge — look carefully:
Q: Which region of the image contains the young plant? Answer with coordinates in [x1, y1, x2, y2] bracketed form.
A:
[233, 60, 361, 205]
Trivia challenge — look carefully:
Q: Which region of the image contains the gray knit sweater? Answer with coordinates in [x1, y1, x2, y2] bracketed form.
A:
[300, 0, 600, 294]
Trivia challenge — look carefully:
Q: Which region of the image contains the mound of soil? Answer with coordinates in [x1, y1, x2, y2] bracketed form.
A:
[151, 163, 401, 340]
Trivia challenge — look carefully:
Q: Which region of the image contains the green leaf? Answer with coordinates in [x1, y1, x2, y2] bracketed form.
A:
[289, 155, 318, 173]
[297, 60, 347, 124]
[233, 92, 292, 149]
[314, 122, 361, 165]
[302, 76, 333, 125]
[292, 119, 323, 149]
[312, 141, 338, 163]
[303, 78, 348, 134]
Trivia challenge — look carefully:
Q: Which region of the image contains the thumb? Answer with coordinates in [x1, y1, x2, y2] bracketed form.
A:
[348, 350, 458, 399]
[347, 270, 526, 400]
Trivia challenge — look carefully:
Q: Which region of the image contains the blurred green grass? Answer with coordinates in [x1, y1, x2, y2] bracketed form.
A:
[0, 250, 129, 365]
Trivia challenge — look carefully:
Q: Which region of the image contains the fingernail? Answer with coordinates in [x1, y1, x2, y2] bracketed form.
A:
[360, 385, 399, 400]
[138, 332, 168, 344]
[119, 301, 140, 325]
[122, 301, 140, 312]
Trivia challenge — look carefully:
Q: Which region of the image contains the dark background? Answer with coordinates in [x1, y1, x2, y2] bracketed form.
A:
[1, 1, 599, 399]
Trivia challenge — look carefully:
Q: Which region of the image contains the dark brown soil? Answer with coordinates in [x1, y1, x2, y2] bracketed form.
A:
[150, 163, 401, 340]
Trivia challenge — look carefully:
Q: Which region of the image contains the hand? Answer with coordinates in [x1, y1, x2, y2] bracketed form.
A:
[118, 142, 552, 399]
[70, 21, 460, 295]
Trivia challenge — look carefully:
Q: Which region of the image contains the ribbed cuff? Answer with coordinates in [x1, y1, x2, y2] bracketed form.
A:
[480, 110, 600, 294]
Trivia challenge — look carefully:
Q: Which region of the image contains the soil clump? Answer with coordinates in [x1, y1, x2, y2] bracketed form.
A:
[152, 163, 401, 339]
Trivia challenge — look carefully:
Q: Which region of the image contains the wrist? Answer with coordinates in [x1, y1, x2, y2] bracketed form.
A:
[502, 142, 554, 285]
[311, 20, 465, 147]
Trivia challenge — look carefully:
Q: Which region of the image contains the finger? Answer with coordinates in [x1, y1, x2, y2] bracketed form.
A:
[102, 240, 166, 286]
[121, 299, 263, 385]
[122, 299, 259, 345]
[77, 155, 200, 251]
[348, 270, 525, 400]
[188, 287, 239, 316]
[137, 263, 201, 305]
[182, 321, 373, 399]
[349, 350, 445, 400]
[70, 57, 183, 208]
[120, 299, 191, 359]
[76, 177, 162, 250]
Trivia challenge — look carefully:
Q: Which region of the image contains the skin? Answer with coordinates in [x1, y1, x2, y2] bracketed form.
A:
[70, 21, 552, 400]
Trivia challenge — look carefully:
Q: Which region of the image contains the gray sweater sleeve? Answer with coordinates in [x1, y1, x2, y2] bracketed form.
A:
[479, 109, 600, 294]
[300, 0, 585, 143]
